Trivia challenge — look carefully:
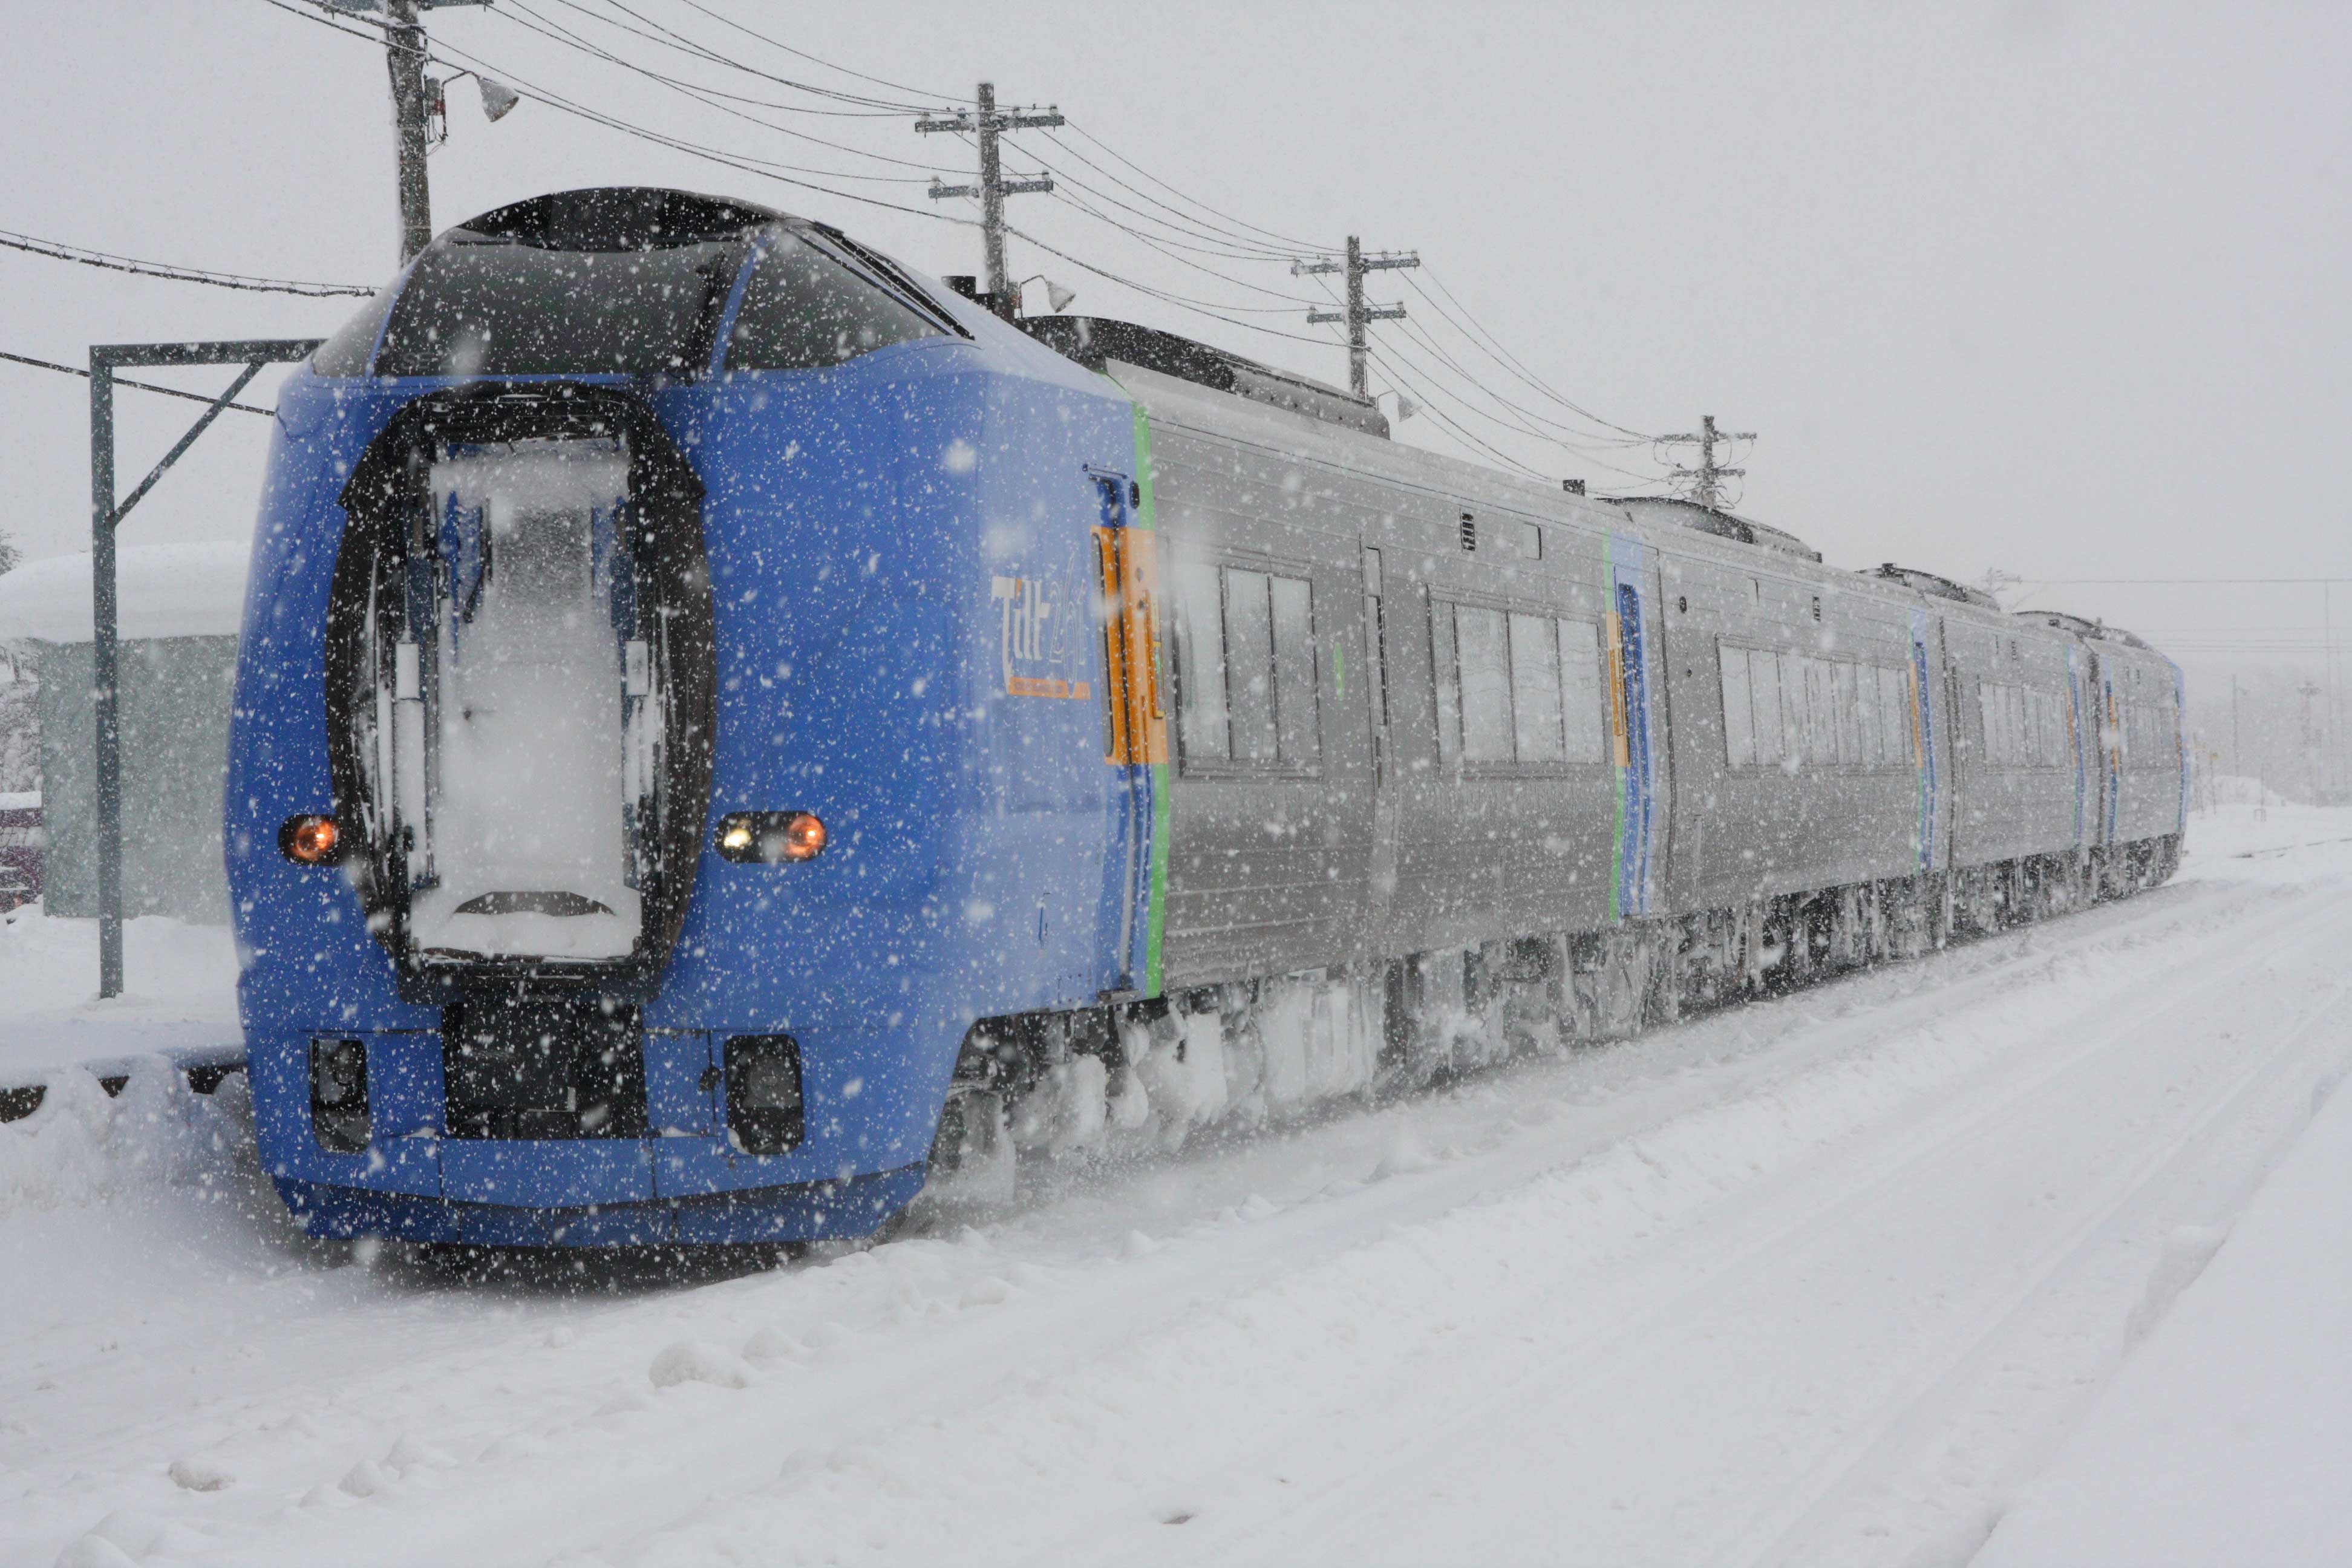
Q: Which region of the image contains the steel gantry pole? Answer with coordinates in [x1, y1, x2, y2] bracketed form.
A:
[87, 339, 321, 998]
[1295, 237, 1419, 399]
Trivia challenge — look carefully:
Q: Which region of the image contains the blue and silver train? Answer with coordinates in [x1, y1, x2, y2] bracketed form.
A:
[229, 187, 2187, 1247]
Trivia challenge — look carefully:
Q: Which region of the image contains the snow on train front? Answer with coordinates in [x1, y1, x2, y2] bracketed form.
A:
[225, 188, 1141, 1246]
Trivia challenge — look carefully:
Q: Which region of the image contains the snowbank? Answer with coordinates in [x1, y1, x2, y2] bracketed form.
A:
[0, 541, 249, 643]
[1973, 1073, 2352, 1568]
[0, 901, 240, 1079]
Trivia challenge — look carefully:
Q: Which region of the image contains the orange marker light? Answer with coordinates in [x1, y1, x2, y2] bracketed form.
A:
[780, 811, 827, 861]
[279, 814, 342, 865]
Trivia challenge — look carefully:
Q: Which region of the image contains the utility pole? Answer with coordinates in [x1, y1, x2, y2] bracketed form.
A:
[336, 0, 493, 263]
[2301, 679, 2323, 802]
[1659, 414, 1756, 509]
[917, 83, 1063, 319]
[1295, 237, 1419, 398]
[2231, 674, 2242, 781]
[385, 0, 434, 263]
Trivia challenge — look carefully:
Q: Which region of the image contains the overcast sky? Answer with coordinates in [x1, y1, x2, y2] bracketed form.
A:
[4, 0, 2347, 673]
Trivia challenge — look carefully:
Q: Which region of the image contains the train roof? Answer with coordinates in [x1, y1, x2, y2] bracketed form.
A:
[2012, 608, 2157, 650]
[1604, 496, 1822, 562]
[1021, 315, 1387, 438]
[1866, 563, 2003, 610]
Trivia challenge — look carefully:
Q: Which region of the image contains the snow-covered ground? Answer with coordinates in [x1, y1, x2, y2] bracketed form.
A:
[0, 903, 238, 1083]
[4, 805, 2348, 1567]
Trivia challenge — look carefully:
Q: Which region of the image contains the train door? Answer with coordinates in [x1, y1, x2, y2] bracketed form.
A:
[2065, 645, 2092, 851]
[1361, 545, 1400, 927]
[2097, 655, 2122, 847]
[1093, 469, 1170, 996]
[1606, 540, 1665, 920]
[1907, 612, 1945, 872]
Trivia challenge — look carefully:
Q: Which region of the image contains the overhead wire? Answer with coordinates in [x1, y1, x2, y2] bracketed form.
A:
[669, 0, 975, 106]
[1406, 268, 1658, 443]
[252, 0, 1668, 495]
[1300, 272, 1662, 486]
[1037, 128, 1312, 261]
[1059, 122, 1334, 255]
[495, 0, 956, 180]
[0, 228, 371, 297]
[537, 0, 935, 113]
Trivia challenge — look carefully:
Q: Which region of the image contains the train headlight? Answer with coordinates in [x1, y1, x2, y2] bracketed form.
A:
[723, 1035, 804, 1155]
[714, 811, 828, 864]
[279, 814, 343, 866]
[309, 1037, 371, 1154]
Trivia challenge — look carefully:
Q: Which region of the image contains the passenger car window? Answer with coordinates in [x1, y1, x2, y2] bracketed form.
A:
[1432, 598, 1604, 769]
[1172, 560, 1229, 763]
[1172, 562, 1321, 771]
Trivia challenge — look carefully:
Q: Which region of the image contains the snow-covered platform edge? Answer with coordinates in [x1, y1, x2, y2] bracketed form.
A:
[1974, 1068, 2352, 1568]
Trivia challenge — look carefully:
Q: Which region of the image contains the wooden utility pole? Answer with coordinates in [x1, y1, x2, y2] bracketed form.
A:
[385, 0, 434, 263]
[918, 83, 1064, 319]
[1295, 237, 1419, 398]
[1661, 415, 1757, 509]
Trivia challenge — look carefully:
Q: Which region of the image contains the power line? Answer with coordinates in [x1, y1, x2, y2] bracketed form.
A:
[670, 0, 973, 106]
[497, 1, 960, 177]
[1407, 268, 1657, 443]
[538, 0, 933, 112]
[0, 348, 275, 416]
[0, 228, 371, 298]
[1060, 122, 1333, 255]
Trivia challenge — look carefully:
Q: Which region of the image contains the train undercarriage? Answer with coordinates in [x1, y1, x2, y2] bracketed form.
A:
[929, 835, 2185, 1195]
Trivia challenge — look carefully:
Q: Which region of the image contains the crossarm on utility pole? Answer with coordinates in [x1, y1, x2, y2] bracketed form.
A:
[916, 82, 1065, 319]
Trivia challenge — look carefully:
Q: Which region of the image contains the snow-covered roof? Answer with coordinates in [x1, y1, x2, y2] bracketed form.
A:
[0, 543, 249, 644]
[0, 791, 36, 812]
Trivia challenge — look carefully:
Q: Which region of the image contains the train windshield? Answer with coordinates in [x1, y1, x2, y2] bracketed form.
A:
[374, 237, 746, 379]
[402, 439, 646, 961]
[721, 229, 946, 371]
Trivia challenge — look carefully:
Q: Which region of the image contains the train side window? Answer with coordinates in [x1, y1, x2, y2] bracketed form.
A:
[1751, 650, 1788, 768]
[1432, 599, 1461, 762]
[1804, 658, 1838, 766]
[1270, 575, 1321, 765]
[1560, 620, 1605, 764]
[1853, 665, 1883, 769]
[1720, 644, 1756, 766]
[1506, 613, 1564, 762]
[1172, 560, 1229, 763]
[1878, 665, 1911, 764]
[1172, 562, 1320, 771]
[1223, 570, 1279, 762]
[1432, 597, 1602, 768]
[1832, 662, 1862, 766]
[1455, 605, 1513, 762]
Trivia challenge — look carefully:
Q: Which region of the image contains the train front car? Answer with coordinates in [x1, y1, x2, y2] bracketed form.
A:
[229, 189, 1143, 1246]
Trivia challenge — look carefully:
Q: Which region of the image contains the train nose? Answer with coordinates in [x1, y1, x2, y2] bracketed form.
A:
[324, 389, 716, 995]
